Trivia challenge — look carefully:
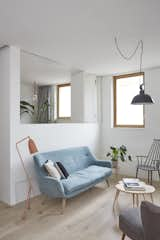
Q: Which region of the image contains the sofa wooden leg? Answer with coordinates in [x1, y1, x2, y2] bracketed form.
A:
[62, 198, 66, 214]
[106, 179, 110, 187]
[41, 195, 48, 205]
[121, 233, 125, 240]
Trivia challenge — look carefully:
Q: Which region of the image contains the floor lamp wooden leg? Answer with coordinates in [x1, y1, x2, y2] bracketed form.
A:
[26, 184, 32, 210]
[21, 185, 32, 220]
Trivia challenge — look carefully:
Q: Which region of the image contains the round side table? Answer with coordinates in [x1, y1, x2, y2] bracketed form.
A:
[113, 181, 155, 211]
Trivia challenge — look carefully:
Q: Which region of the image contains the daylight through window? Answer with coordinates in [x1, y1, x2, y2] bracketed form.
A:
[113, 73, 144, 128]
[57, 83, 71, 118]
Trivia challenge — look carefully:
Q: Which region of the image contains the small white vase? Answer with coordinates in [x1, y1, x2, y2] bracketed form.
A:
[112, 160, 118, 168]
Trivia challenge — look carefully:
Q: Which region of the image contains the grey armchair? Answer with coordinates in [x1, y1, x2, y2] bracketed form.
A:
[119, 201, 160, 240]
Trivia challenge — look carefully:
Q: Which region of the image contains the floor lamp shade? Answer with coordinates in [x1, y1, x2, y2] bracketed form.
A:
[28, 138, 38, 154]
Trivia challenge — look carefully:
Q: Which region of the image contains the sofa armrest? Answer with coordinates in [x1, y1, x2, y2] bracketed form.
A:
[40, 176, 65, 198]
[94, 160, 112, 168]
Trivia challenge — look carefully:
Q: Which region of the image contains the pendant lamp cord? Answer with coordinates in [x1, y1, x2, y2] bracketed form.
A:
[114, 37, 143, 74]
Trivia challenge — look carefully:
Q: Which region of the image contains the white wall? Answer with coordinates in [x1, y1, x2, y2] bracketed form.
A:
[15, 124, 99, 203]
[5, 45, 160, 205]
[71, 72, 84, 122]
[100, 68, 160, 180]
[71, 72, 98, 123]
[0, 47, 12, 204]
[0, 46, 100, 205]
[83, 73, 97, 123]
[0, 46, 21, 205]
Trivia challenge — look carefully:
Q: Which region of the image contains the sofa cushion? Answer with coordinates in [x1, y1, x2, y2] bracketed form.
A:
[44, 160, 61, 180]
[55, 161, 69, 178]
[54, 162, 65, 179]
[62, 165, 111, 194]
[119, 207, 144, 240]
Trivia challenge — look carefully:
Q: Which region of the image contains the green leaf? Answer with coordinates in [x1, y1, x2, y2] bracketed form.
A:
[106, 153, 111, 157]
[128, 155, 132, 161]
[110, 146, 116, 151]
[107, 144, 131, 162]
[20, 105, 28, 110]
[20, 100, 34, 110]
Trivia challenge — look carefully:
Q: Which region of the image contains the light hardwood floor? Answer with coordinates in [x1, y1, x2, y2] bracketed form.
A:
[0, 176, 159, 240]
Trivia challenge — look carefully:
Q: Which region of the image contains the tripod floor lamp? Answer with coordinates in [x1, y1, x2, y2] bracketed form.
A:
[16, 136, 38, 219]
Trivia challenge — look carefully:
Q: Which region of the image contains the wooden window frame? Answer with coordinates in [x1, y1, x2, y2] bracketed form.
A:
[113, 72, 145, 128]
[57, 83, 71, 119]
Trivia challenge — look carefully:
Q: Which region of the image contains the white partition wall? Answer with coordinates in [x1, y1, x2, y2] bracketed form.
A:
[0, 46, 100, 205]
[71, 72, 84, 122]
[71, 71, 97, 123]
[0, 46, 20, 205]
[0, 47, 11, 204]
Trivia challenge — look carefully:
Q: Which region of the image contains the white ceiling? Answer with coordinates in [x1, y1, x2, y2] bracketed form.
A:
[21, 51, 71, 85]
[0, 0, 160, 75]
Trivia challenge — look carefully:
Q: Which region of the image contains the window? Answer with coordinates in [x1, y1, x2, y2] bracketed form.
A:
[113, 73, 144, 128]
[57, 83, 71, 118]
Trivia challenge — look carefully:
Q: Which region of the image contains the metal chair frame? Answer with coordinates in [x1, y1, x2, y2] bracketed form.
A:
[136, 139, 160, 184]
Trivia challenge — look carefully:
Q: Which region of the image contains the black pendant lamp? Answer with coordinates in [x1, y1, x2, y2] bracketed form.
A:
[115, 37, 154, 105]
[131, 83, 154, 105]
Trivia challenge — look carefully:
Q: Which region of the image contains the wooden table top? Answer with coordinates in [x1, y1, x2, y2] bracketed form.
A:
[115, 181, 155, 194]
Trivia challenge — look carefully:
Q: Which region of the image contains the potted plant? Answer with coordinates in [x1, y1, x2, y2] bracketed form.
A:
[106, 145, 132, 168]
[37, 99, 53, 123]
[20, 100, 34, 117]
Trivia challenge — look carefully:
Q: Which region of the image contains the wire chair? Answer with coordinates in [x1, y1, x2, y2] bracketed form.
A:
[136, 139, 160, 184]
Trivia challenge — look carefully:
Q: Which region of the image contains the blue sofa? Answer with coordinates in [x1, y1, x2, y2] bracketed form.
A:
[33, 146, 112, 211]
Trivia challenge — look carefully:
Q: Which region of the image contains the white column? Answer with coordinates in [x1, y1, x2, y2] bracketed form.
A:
[71, 71, 85, 122]
[0, 46, 20, 205]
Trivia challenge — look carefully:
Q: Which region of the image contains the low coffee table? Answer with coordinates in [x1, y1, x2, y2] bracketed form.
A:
[113, 181, 155, 211]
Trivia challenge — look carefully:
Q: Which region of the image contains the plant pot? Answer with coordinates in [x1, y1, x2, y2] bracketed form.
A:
[112, 160, 118, 168]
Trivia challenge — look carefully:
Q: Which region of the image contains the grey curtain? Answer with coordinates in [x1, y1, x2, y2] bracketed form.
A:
[37, 85, 52, 123]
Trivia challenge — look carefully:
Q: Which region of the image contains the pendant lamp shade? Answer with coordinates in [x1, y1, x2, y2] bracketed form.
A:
[131, 84, 154, 105]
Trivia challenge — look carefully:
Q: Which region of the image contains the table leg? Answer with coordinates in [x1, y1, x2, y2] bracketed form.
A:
[136, 194, 139, 207]
[150, 193, 154, 203]
[142, 194, 145, 200]
[132, 194, 135, 207]
[113, 189, 120, 212]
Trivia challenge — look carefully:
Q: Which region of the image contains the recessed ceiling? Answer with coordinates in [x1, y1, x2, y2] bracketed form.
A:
[0, 0, 160, 75]
[21, 51, 71, 85]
